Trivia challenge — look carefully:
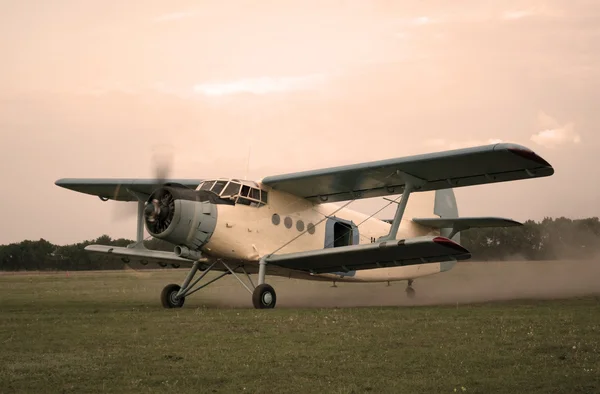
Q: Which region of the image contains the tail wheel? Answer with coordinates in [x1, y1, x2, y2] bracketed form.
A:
[161, 284, 185, 308]
[252, 284, 277, 309]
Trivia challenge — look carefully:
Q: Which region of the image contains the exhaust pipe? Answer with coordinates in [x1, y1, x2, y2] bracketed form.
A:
[174, 245, 203, 261]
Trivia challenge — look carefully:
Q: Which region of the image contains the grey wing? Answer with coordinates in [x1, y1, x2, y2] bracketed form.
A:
[55, 178, 203, 201]
[264, 236, 470, 274]
[261, 143, 553, 203]
[85, 245, 196, 267]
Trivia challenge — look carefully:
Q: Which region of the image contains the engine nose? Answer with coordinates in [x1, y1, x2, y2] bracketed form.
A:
[144, 188, 175, 234]
[143, 186, 218, 251]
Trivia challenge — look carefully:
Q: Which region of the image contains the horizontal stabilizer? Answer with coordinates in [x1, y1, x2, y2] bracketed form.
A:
[412, 217, 522, 232]
[264, 236, 471, 274]
[85, 245, 195, 267]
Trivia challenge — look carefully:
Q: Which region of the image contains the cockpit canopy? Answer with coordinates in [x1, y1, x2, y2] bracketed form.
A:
[196, 178, 268, 207]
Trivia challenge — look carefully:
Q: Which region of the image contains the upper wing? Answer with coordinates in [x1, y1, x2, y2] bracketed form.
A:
[264, 236, 470, 274]
[260, 143, 553, 203]
[55, 178, 203, 201]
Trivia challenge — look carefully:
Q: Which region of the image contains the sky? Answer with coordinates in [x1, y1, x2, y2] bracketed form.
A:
[0, 0, 598, 245]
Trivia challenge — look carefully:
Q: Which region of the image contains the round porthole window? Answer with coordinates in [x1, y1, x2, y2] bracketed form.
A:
[296, 220, 305, 232]
[272, 213, 280, 225]
[284, 216, 293, 229]
[307, 223, 315, 234]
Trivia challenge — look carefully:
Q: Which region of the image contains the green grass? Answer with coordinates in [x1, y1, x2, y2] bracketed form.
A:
[0, 269, 599, 393]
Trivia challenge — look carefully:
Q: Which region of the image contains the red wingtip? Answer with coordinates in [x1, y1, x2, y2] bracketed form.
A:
[508, 147, 552, 167]
[433, 237, 470, 254]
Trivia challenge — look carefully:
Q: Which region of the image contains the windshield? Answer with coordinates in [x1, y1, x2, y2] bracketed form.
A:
[196, 178, 268, 207]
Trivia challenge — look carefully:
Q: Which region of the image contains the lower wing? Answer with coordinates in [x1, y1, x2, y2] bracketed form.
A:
[85, 245, 195, 267]
[264, 236, 471, 274]
[85, 236, 470, 274]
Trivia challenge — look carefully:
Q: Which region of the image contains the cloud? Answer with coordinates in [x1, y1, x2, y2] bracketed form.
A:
[424, 138, 505, 151]
[530, 111, 580, 148]
[502, 10, 536, 20]
[393, 15, 438, 28]
[193, 74, 327, 96]
[423, 111, 581, 152]
[412, 16, 434, 26]
[501, 5, 564, 21]
[154, 11, 195, 23]
[85, 86, 137, 96]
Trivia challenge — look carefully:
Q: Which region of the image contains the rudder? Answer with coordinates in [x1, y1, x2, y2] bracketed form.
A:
[433, 189, 460, 242]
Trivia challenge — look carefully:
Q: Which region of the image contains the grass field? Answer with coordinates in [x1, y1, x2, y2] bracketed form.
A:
[1, 260, 600, 393]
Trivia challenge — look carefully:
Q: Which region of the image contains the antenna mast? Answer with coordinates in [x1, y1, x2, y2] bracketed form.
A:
[244, 141, 252, 180]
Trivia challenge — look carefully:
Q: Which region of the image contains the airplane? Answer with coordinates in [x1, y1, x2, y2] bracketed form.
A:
[55, 142, 554, 309]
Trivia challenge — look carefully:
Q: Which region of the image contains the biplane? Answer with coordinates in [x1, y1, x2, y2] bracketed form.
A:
[55, 143, 553, 309]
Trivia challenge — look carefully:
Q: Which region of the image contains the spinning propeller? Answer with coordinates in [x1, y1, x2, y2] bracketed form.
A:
[110, 145, 175, 224]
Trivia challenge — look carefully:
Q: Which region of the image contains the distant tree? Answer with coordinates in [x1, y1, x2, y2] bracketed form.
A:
[2, 217, 600, 271]
[461, 217, 600, 261]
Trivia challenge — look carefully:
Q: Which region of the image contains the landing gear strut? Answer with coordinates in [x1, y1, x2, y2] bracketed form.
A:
[160, 258, 277, 309]
[406, 279, 416, 299]
[252, 258, 276, 309]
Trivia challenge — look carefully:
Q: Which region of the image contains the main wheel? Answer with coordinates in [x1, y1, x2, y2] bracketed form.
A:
[406, 286, 416, 299]
[252, 284, 277, 309]
[161, 284, 185, 308]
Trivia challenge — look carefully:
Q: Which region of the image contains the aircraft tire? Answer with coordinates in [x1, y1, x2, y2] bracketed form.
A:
[406, 286, 416, 299]
[161, 284, 185, 308]
[252, 284, 277, 309]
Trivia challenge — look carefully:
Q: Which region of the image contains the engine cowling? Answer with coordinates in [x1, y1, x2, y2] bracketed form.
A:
[143, 185, 222, 251]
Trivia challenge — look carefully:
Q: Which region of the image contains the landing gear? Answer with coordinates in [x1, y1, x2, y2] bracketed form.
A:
[160, 258, 277, 309]
[252, 284, 276, 309]
[251, 257, 276, 309]
[161, 284, 185, 308]
[406, 279, 416, 299]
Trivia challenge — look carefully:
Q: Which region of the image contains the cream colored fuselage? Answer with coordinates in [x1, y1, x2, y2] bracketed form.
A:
[203, 183, 453, 283]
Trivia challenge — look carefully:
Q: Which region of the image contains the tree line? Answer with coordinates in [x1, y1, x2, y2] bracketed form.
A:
[1, 217, 598, 271]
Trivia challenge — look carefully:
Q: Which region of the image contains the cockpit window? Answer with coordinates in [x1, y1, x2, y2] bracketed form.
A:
[221, 181, 241, 197]
[240, 185, 251, 197]
[196, 178, 268, 207]
[211, 180, 227, 194]
[199, 181, 214, 191]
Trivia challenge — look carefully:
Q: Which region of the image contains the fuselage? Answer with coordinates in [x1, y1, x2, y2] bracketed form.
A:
[203, 181, 452, 283]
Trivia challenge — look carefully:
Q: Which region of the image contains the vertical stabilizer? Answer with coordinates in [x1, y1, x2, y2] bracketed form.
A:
[433, 189, 460, 242]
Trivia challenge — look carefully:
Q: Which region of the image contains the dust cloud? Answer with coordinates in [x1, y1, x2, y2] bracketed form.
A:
[195, 259, 600, 308]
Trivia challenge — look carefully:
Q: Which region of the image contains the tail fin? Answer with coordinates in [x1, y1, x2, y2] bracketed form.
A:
[383, 190, 455, 237]
[433, 189, 460, 242]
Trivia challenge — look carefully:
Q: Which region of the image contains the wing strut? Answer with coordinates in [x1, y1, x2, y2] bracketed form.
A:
[378, 172, 426, 242]
[125, 188, 149, 248]
[136, 200, 145, 244]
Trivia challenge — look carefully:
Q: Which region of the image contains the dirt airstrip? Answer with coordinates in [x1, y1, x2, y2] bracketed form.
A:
[2, 259, 599, 308]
